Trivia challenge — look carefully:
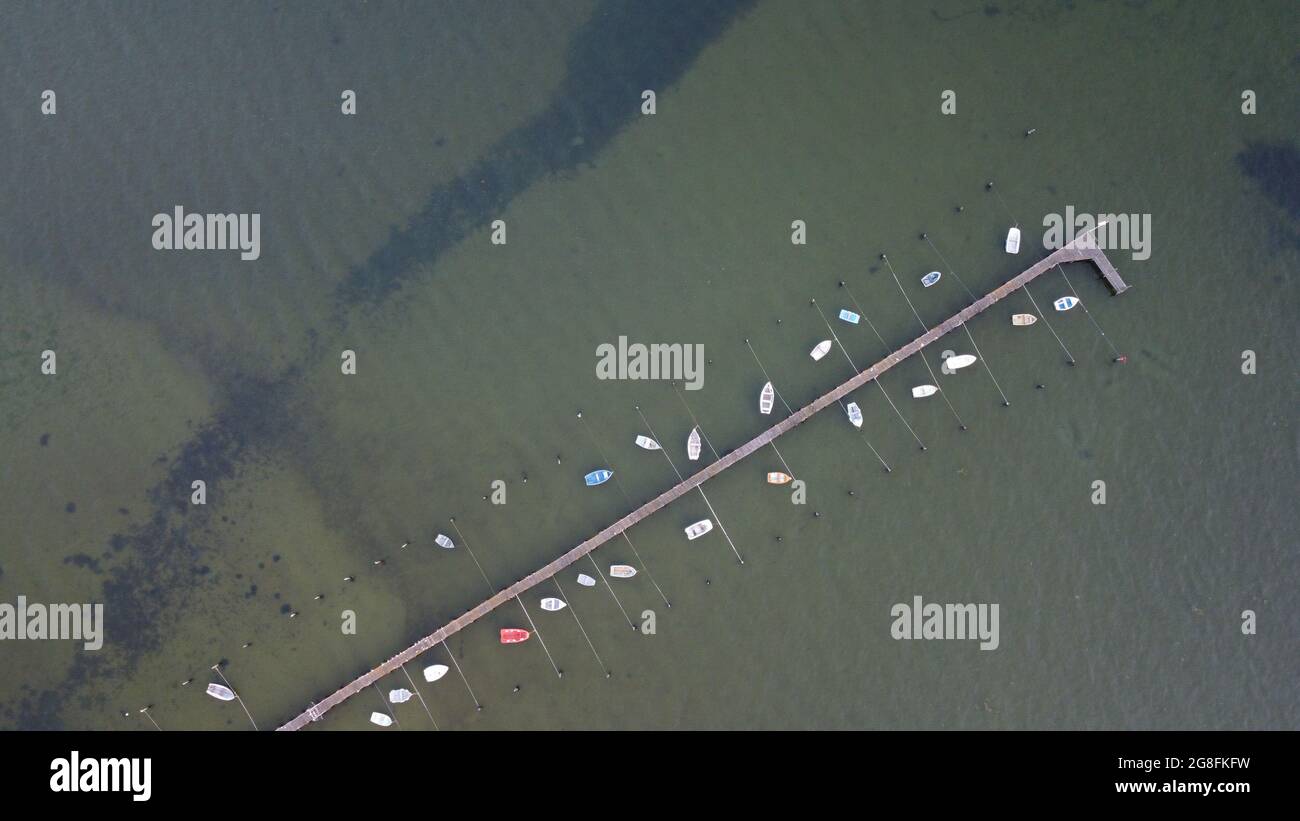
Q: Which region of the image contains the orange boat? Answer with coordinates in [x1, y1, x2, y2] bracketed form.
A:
[499, 628, 530, 644]
[766, 472, 793, 485]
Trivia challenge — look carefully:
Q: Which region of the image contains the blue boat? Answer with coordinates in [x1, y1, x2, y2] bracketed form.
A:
[921, 271, 942, 288]
[838, 309, 860, 324]
[584, 469, 613, 486]
[1053, 296, 1079, 311]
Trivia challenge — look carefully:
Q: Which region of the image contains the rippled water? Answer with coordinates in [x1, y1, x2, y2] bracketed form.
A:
[0, 0, 1296, 730]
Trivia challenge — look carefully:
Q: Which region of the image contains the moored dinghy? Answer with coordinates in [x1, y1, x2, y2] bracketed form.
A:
[766, 472, 793, 485]
[435, 533, 455, 550]
[576, 573, 596, 587]
[810, 340, 832, 361]
[500, 628, 530, 644]
[946, 354, 977, 371]
[370, 712, 393, 727]
[687, 427, 701, 461]
[634, 435, 660, 450]
[206, 683, 235, 702]
[388, 688, 412, 704]
[838, 308, 860, 324]
[1053, 296, 1078, 311]
[684, 519, 714, 540]
[911, 385, 938, 398]
[1005, 226, 1021, 254]
[921, 271, 942, 288]
[540, 597, 566, 612]
[584, 469, 613, 486]
[423, 664, 449, 683]
[846, 401, 863, 428]
[759, 381, 775, 415]
[1011, 313, 1037, 326]
[609, 565, 637, 579]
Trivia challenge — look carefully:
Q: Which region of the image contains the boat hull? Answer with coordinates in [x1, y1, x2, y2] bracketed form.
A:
[500, 629, 531, 644]
[584, 470, 613, 486]
[766, 472, 792, 485]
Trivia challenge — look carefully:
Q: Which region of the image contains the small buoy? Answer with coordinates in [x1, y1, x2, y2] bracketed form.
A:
[956, 205, 965, 212]
[960, 425, 968, 431]
[122, 711, 130, 718]
[181, 678, 193, 687]
[776, 535, 783, 542]
[289, 611, 298, 618]
[344, 576, 355, 582]
[838, 280, 845, 287]
[848, 490, 855, 497]
[400, 542, 409, 549]
[1036, 384, 1045, 390]
[706, 358, 713, 365]
[314, 593, 324, 600]
[920, 232, 927, 240]
[1002, 401, 1011, 407]
[576, 410, 583, 419]
[1115, 355, 1128, 364]
[809, 298, 815, 305]
[879, 253, 887, 260]
[521, 474, 528, 483]
[556, 455, 562, 465]
[986, 181, 994, 190]
[1067, 359, 1077, 367]
[705, 579, 711, 586]
[776, 318, 782, 324]
[373, 559, 384, 566]
[606, 672, 612, 679]
[242, 642, 251, 648]
[476, 705, 483, 712]
[1025, 128, 1036, 136]
[813, 511, 821, 518]
[513, 685, 520, 693]
[482, 495, 489, 501]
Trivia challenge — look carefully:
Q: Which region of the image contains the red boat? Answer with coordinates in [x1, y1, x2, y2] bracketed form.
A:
[499, 628, 530, 644]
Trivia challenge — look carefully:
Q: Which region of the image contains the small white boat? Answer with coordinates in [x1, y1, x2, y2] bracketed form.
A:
[946, 354, 977, 371]
[687, 427, 701, 461]
[911, 385, 938, 398]
[423, 664, 449, 683]
[1053, 296, 1079, 311]
[635, 435, 660, 450]
[846, 401, 863, 428]
[1011, 313, 1037, 326]
[540, 597, 567, 612]
[576, 573, 596, 587]
[759, 381, 775, 415]
[609, 565, 637, 579]
[684, 519, 714, 540]
[206, 683, 235, 702]
[810, 340, 832, 361]
[369, 712, 393, 727]
[388, 688, 413, 704]
[766, 472, 793, 485]
[921, 271, 942, 288]
[1005, 226, 1021, 254]
[838, 309, 860, 324]
[435, 533, 455, 550]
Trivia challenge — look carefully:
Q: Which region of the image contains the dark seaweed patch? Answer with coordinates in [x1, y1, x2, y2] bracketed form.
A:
[1237, 142, 1300, 220]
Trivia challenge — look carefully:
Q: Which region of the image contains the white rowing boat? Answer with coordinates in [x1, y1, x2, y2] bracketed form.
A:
[635, 435, 661, 450]
[946, 354, 977, 371]
[1054, 296, 1078, 311]
[206, 683, 235, 702]
[540, 597, 567, 612]
[684, 519, 714, 540]
[911, 385, 938, 398]
[1011, 313, 1037, 326]
[388, 688, 412, 704]
[577, 573, 596, 587]
[435, 533, 455, 550]
[1005, 226, 1021, 254]
[810, 340, 832, 361]
[921, 271, 941, 288]
[759, 381, 775, 415]
[609, 565, 637, 579]
[846, 401, 863, 428]
[370, 712, 393, 727]
[423, 664, 449, 682]
[687, 427, 701, 461]
[766, 472, 793, 485]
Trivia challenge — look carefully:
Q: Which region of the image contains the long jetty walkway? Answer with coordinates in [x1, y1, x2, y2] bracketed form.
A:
[278, 236, 1127, 730]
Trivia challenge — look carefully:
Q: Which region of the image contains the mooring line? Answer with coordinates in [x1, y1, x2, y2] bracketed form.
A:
[1056, 263, 1122, 358]
[399, 663, 440, 729]
[574, 413, 671, 607]
[746, 336, 889, 473]
[211, 664, 259, 731]
[440, 638, 481, 710]
[812, 298, 927, 450]
[738, 341, 801, 478]
[373, 682, 401, 730]
[138, 706, 162, 731]
[842, 280, 967, 430]
[588, 555, 636, 630]
[553, 576, 609, 675]
[672, 382, 797, 498]
[635, 405, 745, 565]
[882, 254, 1010, 407]
[450, 519, 561, 678]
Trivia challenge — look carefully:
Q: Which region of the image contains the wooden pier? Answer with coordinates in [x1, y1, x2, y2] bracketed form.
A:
[277, 236, 1127, 730]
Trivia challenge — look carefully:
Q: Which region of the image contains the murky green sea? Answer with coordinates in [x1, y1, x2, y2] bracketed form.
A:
[0, 0, 1296, 730]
